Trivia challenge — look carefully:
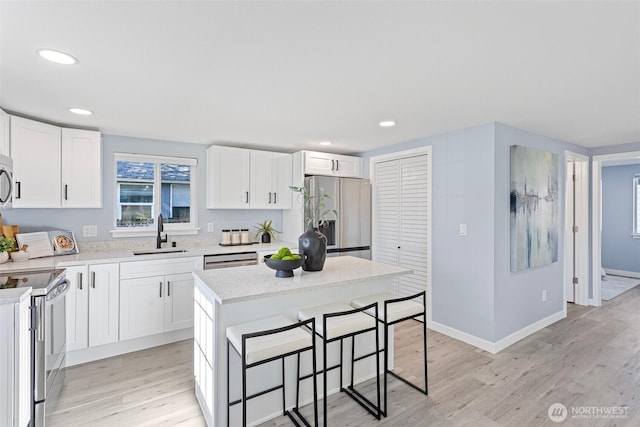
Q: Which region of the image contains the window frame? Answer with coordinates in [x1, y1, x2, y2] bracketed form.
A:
[111, 153, 198, 238]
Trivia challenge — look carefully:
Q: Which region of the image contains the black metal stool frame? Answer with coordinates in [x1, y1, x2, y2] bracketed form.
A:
[227, 317, 318, 427]
[301, 302, 382, 427]
[377, 291, 428, 417]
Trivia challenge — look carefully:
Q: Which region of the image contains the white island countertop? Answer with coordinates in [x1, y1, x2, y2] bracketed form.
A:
[193, 256, 412, 304]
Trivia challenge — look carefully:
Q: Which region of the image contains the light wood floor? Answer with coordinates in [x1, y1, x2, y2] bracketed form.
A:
[51, 287, 640, 426]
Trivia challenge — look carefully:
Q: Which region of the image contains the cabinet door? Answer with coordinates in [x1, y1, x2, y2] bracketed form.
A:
[272, 153, 292, 209]
[249, 150, 274, 209]
[0, 108, 9, 157]
[10, 116, 61, 208]
[16, 296, 31, 427]
[206, 145, 250, 209]
[164, 273, 194, 332]
[66, 266, 89, 351]
[334, 154, 363, 178]
[61, 128, 102, 208]
[304, 151, 336, 176]
[120, 276, 165, 340]
[88, 263, 119, 347]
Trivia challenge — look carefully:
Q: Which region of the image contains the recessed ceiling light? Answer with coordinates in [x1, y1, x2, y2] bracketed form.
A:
[319, 141, 332, 146]
[36, 49, 78, 65]
[379, 120, 396, 127]
[69, 107, 93, 116]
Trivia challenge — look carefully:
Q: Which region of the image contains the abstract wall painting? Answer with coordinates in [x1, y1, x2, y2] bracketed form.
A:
[510, 145, 558, 272]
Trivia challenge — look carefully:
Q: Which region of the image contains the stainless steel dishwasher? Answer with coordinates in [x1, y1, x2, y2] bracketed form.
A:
[203, 252, 259, 269]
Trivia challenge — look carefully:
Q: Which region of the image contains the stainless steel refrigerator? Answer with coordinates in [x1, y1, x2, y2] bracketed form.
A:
[304, 176, 371, 259]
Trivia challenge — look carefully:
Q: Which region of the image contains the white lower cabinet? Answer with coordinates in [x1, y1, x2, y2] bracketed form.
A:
[119, 257, 201, 340]
[120, 272, 194, 340]
[193, 283, 214, 421]
[0, 294, 31, 427]
[65, 263, 119, 351]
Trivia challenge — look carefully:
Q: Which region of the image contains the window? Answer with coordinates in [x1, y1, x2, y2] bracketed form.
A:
[634, 175, 640, 236]
[113, 153, 197, 236]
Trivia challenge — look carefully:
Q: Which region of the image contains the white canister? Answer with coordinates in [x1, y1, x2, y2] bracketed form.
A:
[231, 229, 241, 245]
[221, 229, 231, 245]
[240, 229, 250, 244]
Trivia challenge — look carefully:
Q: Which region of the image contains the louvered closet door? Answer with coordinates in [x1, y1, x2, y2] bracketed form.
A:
[373, 160, 401, 275]
[373, 154, 429, 298]
[397, 155, 429, 298]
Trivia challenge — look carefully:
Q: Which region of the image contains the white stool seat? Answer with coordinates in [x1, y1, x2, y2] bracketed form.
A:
[227, 315, 312, 365]
[351, 293, 424, 323]
[298, 303, 376, 340]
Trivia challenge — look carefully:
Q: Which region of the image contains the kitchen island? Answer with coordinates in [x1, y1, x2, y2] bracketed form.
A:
[192, 256, 411, 426]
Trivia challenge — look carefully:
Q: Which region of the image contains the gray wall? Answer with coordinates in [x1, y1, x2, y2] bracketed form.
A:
[492, 123, 585, 340]
[601, 164, 640, 273]
[362, 123, 497, 342]
[361, 122, 588, 343]
[1, 134, 283, 243]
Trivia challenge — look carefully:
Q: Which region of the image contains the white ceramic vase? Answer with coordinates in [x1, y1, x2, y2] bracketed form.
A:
[0, 251, 9, 264]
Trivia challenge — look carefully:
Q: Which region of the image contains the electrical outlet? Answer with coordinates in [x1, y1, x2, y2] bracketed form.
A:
[207, 222, 214, 233]
[542, 290, 547, 302]
[459, 224, 467, 236]
[83, 225, 97, 237]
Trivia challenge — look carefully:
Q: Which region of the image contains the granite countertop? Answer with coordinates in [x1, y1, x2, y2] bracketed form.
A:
[0, 241, 297, 274]
[193, 256, 412, 304]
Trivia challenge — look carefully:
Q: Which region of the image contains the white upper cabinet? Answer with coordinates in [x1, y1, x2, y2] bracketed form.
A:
[206, 145, 250, 209]
[61, 128, 102, 208]
[206, 145, 292, 209]
[303, 150, 362, 178]
[10, 116, 102, 208]
[0, 108, 10, 157]
[11, 116, 62, 208]
[249, 150, 292, 209]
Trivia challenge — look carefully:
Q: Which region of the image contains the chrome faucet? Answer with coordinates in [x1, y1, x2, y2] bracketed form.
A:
[156, 213, 167, 249]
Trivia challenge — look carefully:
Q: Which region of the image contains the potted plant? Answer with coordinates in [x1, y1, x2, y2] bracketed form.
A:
[254, 220, 280, 244]
[0, 235, 15, 264]
[290, 186, 337, 271]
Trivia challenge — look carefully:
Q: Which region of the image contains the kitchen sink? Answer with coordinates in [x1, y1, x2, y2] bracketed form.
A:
[132, 248, 189, 256]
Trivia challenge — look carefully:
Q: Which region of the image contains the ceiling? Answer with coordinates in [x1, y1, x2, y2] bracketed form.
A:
[1, 1, 639, 154]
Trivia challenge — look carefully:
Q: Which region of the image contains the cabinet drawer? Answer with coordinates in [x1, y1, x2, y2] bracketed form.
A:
[120, 256, 202, 279]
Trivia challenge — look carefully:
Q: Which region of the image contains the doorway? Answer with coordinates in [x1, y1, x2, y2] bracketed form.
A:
[369, 146, 432, 325]
[592, 151, 640, 306]
[565, 152, 589, 306]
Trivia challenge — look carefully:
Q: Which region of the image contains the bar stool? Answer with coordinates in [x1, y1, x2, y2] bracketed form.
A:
[297, 302, 381, 427]
[351, 291, 427, 417]
[226, 315, 318, 426]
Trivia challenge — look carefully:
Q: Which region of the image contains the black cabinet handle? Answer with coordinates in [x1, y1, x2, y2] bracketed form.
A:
[64, 184, 68, 200]
[15, 181, 21, 199]
[78, 272, 83, 290]
[245, 191, 249, 203]
[336, 160, 339, 171]
[330, 160, 335, 171]
[159, 282, 163, 298]
[268, 192, 272, 204]
[91, 271, 96, 288]
[167, 281, 171, 296]
[273, 192, 277, 204]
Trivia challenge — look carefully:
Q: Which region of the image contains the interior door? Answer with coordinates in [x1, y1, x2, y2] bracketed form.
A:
[566, 161, 576, 303]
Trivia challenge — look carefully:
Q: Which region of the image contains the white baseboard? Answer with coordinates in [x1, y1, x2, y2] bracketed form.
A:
[429, 321, 496, 353]
[65, 328, 193, 367]
[604, 268, 640, 279]
[430, 310, 566, 354]
[492, 310, 565, 353]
